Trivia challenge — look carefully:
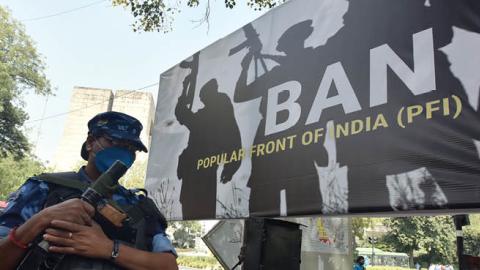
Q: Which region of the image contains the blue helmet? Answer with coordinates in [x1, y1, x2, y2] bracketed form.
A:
[81, 111, 148, 160]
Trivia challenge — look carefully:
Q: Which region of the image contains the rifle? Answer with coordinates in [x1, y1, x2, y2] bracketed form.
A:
[229, 24, 269, 78]
[179, 52, 200, 110]
[17, 161, 128, 270]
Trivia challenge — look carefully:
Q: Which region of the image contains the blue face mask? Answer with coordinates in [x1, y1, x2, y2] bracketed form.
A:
[94, 146, 134, 173]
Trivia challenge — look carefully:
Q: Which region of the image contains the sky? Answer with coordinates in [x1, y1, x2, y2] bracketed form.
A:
[1, 0, 268, 164]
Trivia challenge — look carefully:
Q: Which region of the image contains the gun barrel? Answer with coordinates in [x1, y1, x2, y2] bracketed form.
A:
[82, 161, 128, 206]
[229, 40, 249, 56]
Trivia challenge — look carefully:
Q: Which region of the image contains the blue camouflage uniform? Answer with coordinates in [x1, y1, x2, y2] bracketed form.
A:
[353, 263, 366, 270]
[0, 167, 177, 257]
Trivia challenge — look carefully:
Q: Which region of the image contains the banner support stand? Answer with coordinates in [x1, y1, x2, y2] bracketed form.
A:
[453, 215, 470, 270]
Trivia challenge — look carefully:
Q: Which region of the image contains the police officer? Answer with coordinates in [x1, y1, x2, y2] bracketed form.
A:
[0, 111, 178, 270]
[353, 256, 366, 270]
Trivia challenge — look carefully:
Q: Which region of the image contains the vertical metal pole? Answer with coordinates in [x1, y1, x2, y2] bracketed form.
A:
[456, 224, 464, 270]
[453, 215, 469, 270]
[372, 244, 375, 266]
[368, 236, 377, 266]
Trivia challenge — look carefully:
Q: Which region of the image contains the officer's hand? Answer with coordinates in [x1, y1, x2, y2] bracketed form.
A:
[44, 219, 113, 260]
[40, 198, 95, 228]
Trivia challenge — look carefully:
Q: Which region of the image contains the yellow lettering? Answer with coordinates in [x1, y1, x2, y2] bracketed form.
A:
[210, 155, 217, 167]
[204, 157, 211, 168]
[407, 105, 423, 123]
[250, 145, 256, 157]
[286, 135, 297, 149]
[302, 131, 313, 145]
[256, 143, 265, 156]
[276, 138, 286, 152]
[229, 150, 237, 162]
[239, 148, 245, 160]
[222, 153, 230, 164]
[314, 128, 324, 143]
[265, 141, 275, 154]
[443, 97, 450, 116]
[351, 119, 363, 135]
[373, 113, 389, 129]
[336, 122, 349, 138]
[426, 99, 441, 119]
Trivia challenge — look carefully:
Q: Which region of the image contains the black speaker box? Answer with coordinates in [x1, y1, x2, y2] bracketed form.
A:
[241, 218, 302, 270]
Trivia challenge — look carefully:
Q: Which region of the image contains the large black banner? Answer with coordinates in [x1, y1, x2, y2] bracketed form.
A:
[146, 0, 480, 220]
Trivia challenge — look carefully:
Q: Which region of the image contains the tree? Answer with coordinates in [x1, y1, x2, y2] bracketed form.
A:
[420, 216, 456, 265]
[383, 217, 422, 267]
[352, 217, 373, 244]
[0, 154, 46, 200]
[382, 216, 456, 267]
[112, 0, 284, 32]
[119, 160, 148, 189]
[0, 6, 51, 158]
[170, 221, 203, 249]
[464, 214, 480, 256]
[352, 217, 390, 250]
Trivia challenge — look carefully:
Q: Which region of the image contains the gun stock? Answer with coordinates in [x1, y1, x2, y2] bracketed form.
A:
[17, 161, 128, 270]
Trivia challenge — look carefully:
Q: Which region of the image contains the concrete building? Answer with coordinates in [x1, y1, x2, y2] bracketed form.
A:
[52, 86, 154, 171]
[112, 90, 155, 162]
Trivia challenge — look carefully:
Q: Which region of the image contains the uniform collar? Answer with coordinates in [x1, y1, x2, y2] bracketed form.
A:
[77, 166, 94, 183]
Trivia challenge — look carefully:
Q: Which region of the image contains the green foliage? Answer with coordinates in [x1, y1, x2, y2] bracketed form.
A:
[464, 230, 480, 256]
[464, 214, 480, 256]
[383, 217, 422, 254]
[353, 217, 373, 242]
[119, 160, 147, 189]
[171, 221, 204, 248]
[177, 255, 222, 269]
[367, 267, 415, 270]
[382, 216, 456, 267]
[71, 160, 87, 172]
[0, 155, 46, 200]
[111, 0, 285, 32]
[0, 6, 51, 158]
[353, 217, 388, 249]
[420, 217, 456, 265]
